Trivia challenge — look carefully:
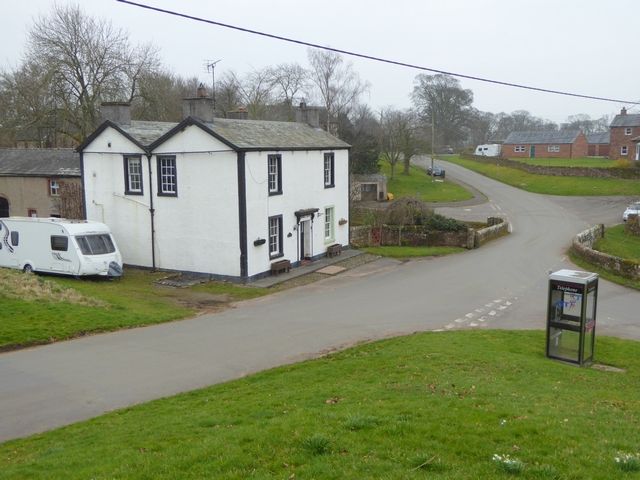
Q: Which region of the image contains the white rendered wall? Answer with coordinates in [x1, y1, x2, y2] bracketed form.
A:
[83, 125, 241, 276]
[244, 149, 349, 277]
[151, 126, 240, 276]
[82, 127, 152, 267]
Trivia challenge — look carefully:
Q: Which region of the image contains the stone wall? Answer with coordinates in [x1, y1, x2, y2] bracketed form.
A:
[474, 217, 510, 248]
[350, 217, 510, 250]
[625, 215, 640, 236]
[572, 224, 640, 280]
[461, 153, 640, 179]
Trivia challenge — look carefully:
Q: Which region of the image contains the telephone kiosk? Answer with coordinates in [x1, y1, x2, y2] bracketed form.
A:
[546, 269, 598, 366]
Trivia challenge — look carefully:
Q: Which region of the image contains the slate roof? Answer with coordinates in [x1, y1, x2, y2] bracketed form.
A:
[503, 130, 582, 145]
[0, 148, 80, 176]
[117, 117, 350, 151]
[610, 114, 640, 128]
[586, 131, 610, 144]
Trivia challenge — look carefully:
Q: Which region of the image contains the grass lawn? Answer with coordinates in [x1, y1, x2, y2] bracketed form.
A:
[594, 224, 640, 262]
[2, 330, 640, 479]
[362, 245, 465, 258]
[0, 268, 272, 350]
[508, 157, 615, 168]
[381, 163, 473, 202]
[447, 156, 640, 196]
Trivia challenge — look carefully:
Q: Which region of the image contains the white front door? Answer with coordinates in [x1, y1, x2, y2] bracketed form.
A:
[636, 144, 640, 161]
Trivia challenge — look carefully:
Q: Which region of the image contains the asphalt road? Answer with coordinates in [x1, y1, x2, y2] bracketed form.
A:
[1, 161, 638, 442]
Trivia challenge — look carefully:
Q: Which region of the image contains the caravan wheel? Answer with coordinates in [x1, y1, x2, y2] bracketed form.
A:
[23, 264, 34, 274]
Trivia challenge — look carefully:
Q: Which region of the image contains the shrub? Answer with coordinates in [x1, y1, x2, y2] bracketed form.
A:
[385, 197, 433, 225]
[425, 214, 468, 232]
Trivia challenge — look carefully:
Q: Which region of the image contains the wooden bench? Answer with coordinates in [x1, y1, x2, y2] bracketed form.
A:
[270, 259, 291, 275]
[326, 243, 342, 258]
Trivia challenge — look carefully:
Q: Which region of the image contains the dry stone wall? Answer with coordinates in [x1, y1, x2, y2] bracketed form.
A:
[572, 224, 640, 280]
[461, 154, 640, 179]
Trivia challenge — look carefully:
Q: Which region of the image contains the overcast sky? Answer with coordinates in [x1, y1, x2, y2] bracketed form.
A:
[2, 0, 639, 124]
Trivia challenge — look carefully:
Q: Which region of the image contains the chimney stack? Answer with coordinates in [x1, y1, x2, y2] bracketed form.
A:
[621, 107, 627, 116]
[227, 107, 249, 120]
[100, 102, 131, 126]
[295, 101, 320, 128]
[182, 84, 214, 123]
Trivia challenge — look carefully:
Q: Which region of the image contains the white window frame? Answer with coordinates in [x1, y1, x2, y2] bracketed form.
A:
[268, 154, 282, 195]
[49, 179, 60, 196]
[124, 155, 143, 194]
[621, 146, 628, 155]
[547, 145, 560, 153]
[268, 215, 283, 258]
[514, 145, 526, 153]
[324, 206, 335, 242]
[157, 155, 177, 196]
[625, 127, 633, 136]
[324, 153, 335, 188]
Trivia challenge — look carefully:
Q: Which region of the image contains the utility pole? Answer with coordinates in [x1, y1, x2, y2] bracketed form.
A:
[204, 59, 222, 110]
[430, 102, 436, 182]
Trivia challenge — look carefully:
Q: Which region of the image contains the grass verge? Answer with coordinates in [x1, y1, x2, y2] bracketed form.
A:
[508, 157, 615, 168]
[447, 156, 640, 196]
[381, 163, 473, 202]
[593, 224, 640, 262]
[1, 330, 639, 479]
[362, 245, 465, 258]
[0, 268, 274, 350]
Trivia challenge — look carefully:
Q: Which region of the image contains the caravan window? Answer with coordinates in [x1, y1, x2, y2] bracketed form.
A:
[10, 231, 19, 246]
[75, 234, 115, 255]
[51, 236, 68, 251]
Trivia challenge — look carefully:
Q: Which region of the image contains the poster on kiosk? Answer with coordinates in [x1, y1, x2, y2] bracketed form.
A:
[546, 269, 598, 366]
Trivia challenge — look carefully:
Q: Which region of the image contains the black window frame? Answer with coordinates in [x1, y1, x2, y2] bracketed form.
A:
[157, 155, 178, 197]
[124, 155, 144, 195]
[267, 154, 282, 196]
[51, 235, 69, 251]
[268, 214, 284, 259]
[324, 152, 335, 188]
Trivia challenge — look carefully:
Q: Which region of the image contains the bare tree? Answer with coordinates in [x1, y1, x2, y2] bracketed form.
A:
[215, 72, 243, 117]
[133, 71, 199, 122]
[379, 108, 405, 179]
[21, 4, 160, 142]
[267, 63, 309, 106]
[233, 68, 274, 120]
[307, 49, 368, 134]
[412, 74, 473, 148]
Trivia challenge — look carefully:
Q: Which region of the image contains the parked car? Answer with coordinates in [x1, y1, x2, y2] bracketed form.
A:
[427, 166, 445, 178]
[439, 146, 454, 154]
[623, 202, 640, 222]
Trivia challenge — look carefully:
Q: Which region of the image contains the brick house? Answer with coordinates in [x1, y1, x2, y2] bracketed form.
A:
[0, 149, 81, 218]
[609, 107, 640, 160]
[586, 131, 610, 157]
[502, 130, 588, 158]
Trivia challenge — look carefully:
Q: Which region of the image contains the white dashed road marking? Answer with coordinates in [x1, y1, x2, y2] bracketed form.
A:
[439, 296, 517, 331]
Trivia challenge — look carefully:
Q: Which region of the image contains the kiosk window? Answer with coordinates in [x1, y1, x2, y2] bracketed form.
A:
[51, 236, 68, 251]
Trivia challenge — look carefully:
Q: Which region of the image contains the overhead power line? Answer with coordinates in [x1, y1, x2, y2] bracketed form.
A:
[116, 0, 640, 106]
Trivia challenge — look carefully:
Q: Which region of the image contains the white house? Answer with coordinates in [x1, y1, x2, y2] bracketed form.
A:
[78, 99, 350, 281]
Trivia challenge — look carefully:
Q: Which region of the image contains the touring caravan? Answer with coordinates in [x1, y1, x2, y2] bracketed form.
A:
[0, 217, 123, 277]
[474, 144, 502, 157]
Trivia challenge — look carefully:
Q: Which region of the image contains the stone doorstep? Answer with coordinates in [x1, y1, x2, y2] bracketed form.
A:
[316, 265, 347, 275]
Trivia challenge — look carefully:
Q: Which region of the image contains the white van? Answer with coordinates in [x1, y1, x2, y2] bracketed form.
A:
[0, 217, 123, 277]
[474, 144, 502, 157]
